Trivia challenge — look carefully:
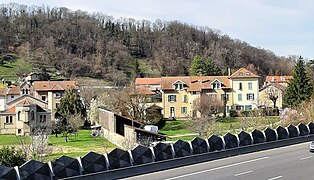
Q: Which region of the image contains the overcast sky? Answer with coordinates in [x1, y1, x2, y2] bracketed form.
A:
[3, 0, 314, 59]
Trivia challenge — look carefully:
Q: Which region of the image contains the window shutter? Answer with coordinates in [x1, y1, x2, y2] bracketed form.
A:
[252, 94, 255, 100]
[174, 95, 177, 102]
[168, 95, 171, 102]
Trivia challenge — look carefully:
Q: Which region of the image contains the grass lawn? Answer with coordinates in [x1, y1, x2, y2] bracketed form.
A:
[47, 130, 116, 161]
[0, 57, 32, 82]
[0, 130, 117, 162]
[158, 117, 281, 141]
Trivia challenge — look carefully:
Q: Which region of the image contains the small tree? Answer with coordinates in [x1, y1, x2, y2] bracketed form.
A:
[267, 86, 280, 108]
[38, 67, 51, 81]
[284, 56, 313, 107]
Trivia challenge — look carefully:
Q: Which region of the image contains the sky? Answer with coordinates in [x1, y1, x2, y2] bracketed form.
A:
[2, 0, 314, 59]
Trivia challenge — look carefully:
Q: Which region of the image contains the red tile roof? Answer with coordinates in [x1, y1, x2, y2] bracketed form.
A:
[230, 68, 259, 78]
[5, 107, 15, 113]
[7, 86, 20, 95]
[266, 76, 292, 82]
[161, 76, 231, 91]
[135, 78, 161, 85]
[136, 86, 156, 95]
[34, 81, 77, 91]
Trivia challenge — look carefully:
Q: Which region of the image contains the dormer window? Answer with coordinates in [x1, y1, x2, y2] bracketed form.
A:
[211, 79, 223, 90]
[239, 72, 243, 76]
[212, 82, 221, 90]
[175, 84, 183, 90]
[172, 80, 185, 91]
[246, 72, 251, 76]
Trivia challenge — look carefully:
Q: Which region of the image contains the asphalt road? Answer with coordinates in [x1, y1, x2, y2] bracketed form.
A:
[122, 142, 314, 180]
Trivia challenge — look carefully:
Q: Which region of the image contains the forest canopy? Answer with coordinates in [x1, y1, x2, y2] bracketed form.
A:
[0, 3, 294, 85]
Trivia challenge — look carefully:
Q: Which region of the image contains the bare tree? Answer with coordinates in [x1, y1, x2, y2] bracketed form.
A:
[267, 86, 280, 108]
[191, 94, 224, 136]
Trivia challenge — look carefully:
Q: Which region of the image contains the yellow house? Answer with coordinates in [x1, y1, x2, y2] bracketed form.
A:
[161, 68, 259, 118]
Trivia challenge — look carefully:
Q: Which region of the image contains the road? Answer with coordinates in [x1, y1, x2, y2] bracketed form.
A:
[122, 142, 314, 180]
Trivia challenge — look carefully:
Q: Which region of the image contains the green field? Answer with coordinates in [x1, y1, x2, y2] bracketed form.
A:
[0, 57, 32, 82]
[0, 130, 117, 162]
[158, 117, 280, 141]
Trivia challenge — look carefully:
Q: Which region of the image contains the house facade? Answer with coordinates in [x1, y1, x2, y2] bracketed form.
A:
[160, 68, 259, 118]
[33, 81, 78, 119]
[0, 95, 51, 135]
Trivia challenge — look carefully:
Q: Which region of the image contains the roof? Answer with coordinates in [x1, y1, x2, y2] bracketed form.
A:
[0, 88, 7, 96]
[17, 100, 33, 105]
[4, 107, 15, 114]
[161, 76, 231, 91]
[6, 94, 47, 106]
[135, 78, 161, 85]
[266, 76, 292, 83]
[230, 68, 259, 78]
[7, 86, 20, 95]
[136, 86, 157, 95]
[34, 81, 77, 91]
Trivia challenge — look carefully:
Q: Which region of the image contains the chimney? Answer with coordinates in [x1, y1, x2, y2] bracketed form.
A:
[228, 68, 231, 76]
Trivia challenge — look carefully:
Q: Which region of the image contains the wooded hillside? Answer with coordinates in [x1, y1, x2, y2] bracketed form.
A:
[0, 3, 294, 85]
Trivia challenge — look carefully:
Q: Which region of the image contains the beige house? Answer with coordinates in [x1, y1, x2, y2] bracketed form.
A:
[160, 68, 259, 118]
[259, 83, 286, 109]
[33, 81, 78, 119]
[0, 95, 51, 135]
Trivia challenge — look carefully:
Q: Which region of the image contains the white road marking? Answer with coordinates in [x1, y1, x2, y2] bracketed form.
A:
[164, 156, 269, 180]
[234, 170, 253, 177]
[300, 156, 312, 160]
[268, 175, 283, 180]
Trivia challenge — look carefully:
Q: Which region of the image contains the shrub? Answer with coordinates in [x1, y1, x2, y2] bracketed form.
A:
[229, 109, 238, 117]
[0, 146, 26, 167]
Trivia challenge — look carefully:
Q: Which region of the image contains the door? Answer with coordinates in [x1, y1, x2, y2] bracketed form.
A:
[170, 107, 175, 118]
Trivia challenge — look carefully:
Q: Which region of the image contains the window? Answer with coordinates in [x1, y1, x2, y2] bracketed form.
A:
[238, 94, 242, 101]
[26, 89, 28, 94]
[239, 72, 243, 76]
[168, 95, 177, 102]
[192, 91, 196, 95]
[245, 105, 252, 110]
[236, 105, 244, 110]
[22, 89, 25, 94]
[247, 93, 255, 101]
[221, 94, 229, 101]
[248, 82, 252, 90]
[239, 82, 242, 90]
[18, 129, 22, 134]
[226, 106, 230, 113]
[210, 94, 217, 100]
[175, 84, 183, 90]
[246, 72, 251, 76]
[42, 96, 46, 102]
[5, 116, 9, 124]
[56, 103, 60, 109]
[40, 115, 47, 123]
[30, 111, 35, 121]
[181, 107, 187, 114]
[11, 95, 14, 99]
[9, 116, 12, 123]
[55, 92, 61, 98]
[182, 95, 187, 102]
[18, 111, 21, 121]
[213, 82, 221, 90]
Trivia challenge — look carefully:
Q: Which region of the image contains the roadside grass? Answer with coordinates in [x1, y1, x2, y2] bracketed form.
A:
[158, 117, 281, 141]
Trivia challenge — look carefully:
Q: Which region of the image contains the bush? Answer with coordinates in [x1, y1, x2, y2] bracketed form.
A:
[0, 146, 26, 167]
[229, 109, 238, 117]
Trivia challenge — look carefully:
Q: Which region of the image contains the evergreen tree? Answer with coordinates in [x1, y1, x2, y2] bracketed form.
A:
[38, 67, 51, 81]
[284, 56, 313, 107]
[55, 88, 86, 141]
[190, 55, 222, 76]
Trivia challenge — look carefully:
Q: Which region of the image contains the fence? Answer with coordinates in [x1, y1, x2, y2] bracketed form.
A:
[1, 122, 314, 180]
